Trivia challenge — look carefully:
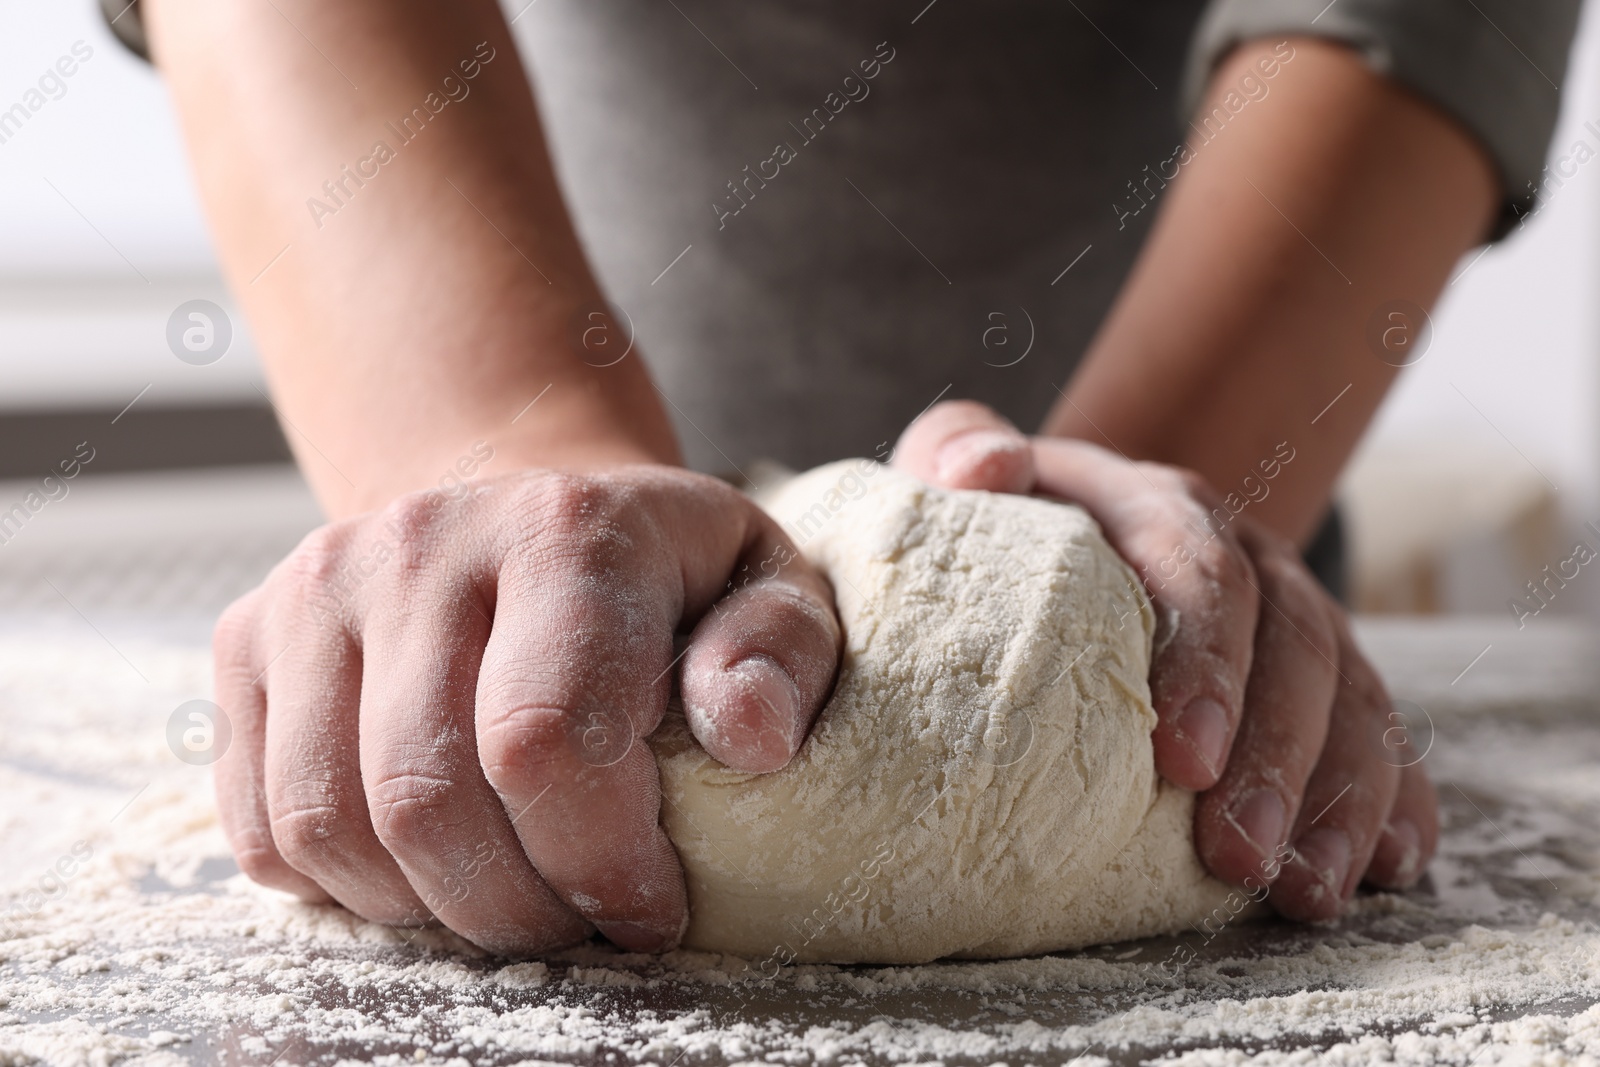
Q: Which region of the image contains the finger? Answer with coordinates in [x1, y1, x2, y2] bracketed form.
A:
[261, 532, 430, 926]
[358, 502, 589, 955]
[476, 471, 825, 951]
[1031, 440, 1259, 789]
[1270, 624, 1401, 921]
[1367, 760, 1439, 890]
[891, 399, 1034, 493]
[211, 590, 330, 902]
[1194, 522, 1341, 888]
[680, 529, 841, 773]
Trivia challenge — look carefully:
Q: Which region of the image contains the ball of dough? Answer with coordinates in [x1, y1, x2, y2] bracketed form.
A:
[650, 460, 1236, 964]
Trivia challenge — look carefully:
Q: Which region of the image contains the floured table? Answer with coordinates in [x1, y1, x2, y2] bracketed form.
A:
[0, 472, 1596, 1065]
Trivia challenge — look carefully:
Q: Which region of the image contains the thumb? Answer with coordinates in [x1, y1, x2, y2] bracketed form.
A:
[679, 503, 842, 774]
[893, 399, 1035, 494]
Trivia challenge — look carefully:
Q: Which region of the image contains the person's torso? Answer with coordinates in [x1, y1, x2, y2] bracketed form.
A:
[515, 0, 1207, 471]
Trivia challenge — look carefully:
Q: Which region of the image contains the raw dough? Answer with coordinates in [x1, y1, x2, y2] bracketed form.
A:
[651, 460, 1236, 965]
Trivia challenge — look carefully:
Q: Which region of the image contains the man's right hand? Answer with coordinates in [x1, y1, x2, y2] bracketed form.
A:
[211, 465, 841, 956]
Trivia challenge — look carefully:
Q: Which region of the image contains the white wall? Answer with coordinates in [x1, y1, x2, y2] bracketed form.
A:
[0, 1, 262, 408]
[1352, 0, 1600, 615]
[1362, 0, 1600, 513]
[0, 5, 207, 271]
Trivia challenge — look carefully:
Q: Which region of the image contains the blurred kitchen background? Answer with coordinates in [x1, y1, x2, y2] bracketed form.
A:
[0, 1, 1597, 642]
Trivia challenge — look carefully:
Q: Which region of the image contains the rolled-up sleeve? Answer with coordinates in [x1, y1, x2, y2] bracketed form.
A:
[99, 0, 150, 62]
[1182, 0, 1585, 238]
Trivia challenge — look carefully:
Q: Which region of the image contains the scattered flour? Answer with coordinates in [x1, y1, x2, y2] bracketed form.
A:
[0, 618, 1596, 1063]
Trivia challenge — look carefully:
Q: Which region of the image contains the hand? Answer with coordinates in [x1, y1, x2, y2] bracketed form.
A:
[895, 401, 1437, 921]
[211, 465, 841, 954]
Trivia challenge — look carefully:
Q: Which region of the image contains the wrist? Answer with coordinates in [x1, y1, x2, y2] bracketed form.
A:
[320, 378, 681, 519]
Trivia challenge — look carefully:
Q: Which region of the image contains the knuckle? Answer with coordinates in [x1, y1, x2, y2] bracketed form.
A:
[1340, 655, 1392, 720]
[1189, 535, 1256, 600]
[737, 578, 835, 630]
[1349, 698, 1401, 768]
[477, 704, 574, 786]
[1141, 461, 1215, 503]
[934, 398, 992, 421]
[274, 525, 351, 606]
[1122, 478, 1241, 571]
[1407, 772, 1441, 849]
[377, 492, 450, 573]
[269, 800, 347, 868]
[326, 493, 456, 598]
[233, 840, 293, 888]
[510, 473, 645, 571]
[212, 592, 261, 676]
[910, 399, 989, 438]
[528, 472, 613, 529]
[381, 488, 447, 540]
[1173, 467, 1215, 502]
[220, 808, 284, 882]
[291, 523, 347, 580]
[1240, 519, 1298, 561]
[1255, 556, 1339, 662]
[367, 771, 462, 845]
[1407, 760, 1436, 795]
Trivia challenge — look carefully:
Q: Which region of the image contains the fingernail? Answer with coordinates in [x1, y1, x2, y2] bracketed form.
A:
[727, 654, 801, 747]
[1293, 827, 1352, 898]
[1173, 697, 1230, 779]
[598, 920, 675, 953]
[1384, 819, 1423, 886]
[935, 430, 1027, 488]
[1227, 788, 1287, 859]
[728, 654, 798, 722]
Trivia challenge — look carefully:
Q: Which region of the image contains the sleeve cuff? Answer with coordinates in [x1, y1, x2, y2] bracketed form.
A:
[1181, 0, 1583, 239]
[99, 0, 151, 64]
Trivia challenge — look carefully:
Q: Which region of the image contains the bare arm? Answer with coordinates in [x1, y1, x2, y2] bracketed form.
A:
[895, 37, 1496, 919]
[1049, 37, 1499, 545]
[147, 0, 679, 517]
[147, 0, 842, 956]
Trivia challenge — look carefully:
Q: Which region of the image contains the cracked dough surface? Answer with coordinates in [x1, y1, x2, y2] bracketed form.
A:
[651, 460, 1235, 964]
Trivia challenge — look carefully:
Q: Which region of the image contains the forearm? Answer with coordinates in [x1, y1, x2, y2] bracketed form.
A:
[147, 0, 679, 517]
[1048, 38, 1497, 545]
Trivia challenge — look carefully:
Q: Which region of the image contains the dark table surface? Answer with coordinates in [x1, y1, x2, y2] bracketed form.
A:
[0, 615, 1596, 1066]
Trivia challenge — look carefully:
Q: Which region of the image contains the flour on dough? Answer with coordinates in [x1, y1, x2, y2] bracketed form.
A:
[650, 460, 1237, 964]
